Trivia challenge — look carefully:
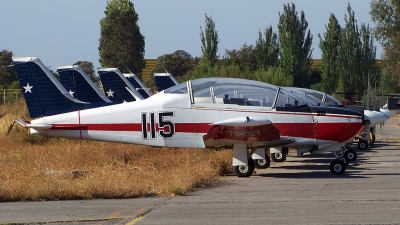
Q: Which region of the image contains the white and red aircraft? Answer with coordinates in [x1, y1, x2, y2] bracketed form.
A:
[13, 57, 368, 177]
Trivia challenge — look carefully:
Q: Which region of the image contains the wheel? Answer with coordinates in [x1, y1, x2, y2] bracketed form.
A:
[339, 155, 350, 167]
[271, 152, 286, 162]
[233, 158, 255, 177]
[254, 155, 270, 169]
[344, 149, 357, 161]
[330, 159, 346, 175]
[358, 139, 368, 150]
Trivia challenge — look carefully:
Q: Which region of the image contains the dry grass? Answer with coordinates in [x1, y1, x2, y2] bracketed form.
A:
[0, 100, 233, 202]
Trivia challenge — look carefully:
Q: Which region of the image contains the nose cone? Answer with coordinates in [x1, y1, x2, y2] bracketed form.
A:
[380, 108, 394, 118]
[364, 110, 390, 126]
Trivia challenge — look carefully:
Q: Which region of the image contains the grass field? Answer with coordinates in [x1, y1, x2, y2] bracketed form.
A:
[0, 100, 233, 202]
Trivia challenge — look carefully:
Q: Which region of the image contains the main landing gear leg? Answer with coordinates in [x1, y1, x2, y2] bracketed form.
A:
[252, 148, 270, 169]
[330, 146, 352, 175]
[270, 147, 288, 162]
[232, 143, 255, 177]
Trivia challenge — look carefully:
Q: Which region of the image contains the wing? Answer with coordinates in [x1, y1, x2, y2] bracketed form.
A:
[203, 117, 294, 149]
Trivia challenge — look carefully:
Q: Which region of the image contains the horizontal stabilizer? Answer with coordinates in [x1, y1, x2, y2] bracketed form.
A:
[15, 119, 52, 129]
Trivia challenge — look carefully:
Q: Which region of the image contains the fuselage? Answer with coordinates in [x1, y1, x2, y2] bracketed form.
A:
[30, 89, 364, 151]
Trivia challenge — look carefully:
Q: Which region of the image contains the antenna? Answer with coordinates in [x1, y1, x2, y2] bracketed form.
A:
[162, 66, 169, 74]
[124, 66, 134, 75]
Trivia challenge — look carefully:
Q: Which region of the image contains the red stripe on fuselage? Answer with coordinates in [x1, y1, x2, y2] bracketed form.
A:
[50, 121, 362, 142]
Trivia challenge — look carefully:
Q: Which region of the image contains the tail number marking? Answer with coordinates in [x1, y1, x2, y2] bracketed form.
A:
[141, 111, 175, 139]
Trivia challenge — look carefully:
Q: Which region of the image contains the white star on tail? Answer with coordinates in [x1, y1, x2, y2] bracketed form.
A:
[106, 89, 114, 97]
[68, 89, 75, 97]
[23, 83, 33, 93]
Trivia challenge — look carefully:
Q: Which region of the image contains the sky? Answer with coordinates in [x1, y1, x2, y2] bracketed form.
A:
[1, 0, 382, 71]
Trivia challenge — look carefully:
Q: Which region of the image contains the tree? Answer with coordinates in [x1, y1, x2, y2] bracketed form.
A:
[318, 13, 341, 94]
[73, 61, 99, 84]
[370, 0, 400, 93]
[255, 25, 279, 70]
[277, 3, 313, 88]
[200, 14, 219, 66]
[98, 0, 145, 78]
[224, 44, 258, 72]
[337, 4, 379, 101]
[152, 50, 194, 78]
[0, 50, 18, 88]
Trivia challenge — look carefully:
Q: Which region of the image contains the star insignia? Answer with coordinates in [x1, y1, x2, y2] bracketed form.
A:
[68, 89, 75, 97]
[23, 83, 33, 93]
[106, 89, 114, 97]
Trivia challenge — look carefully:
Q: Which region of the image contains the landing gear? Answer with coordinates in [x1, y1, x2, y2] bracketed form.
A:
[339, 155, 350, 167]
[233, 158, 255, 177]
[358, 139, 368, 150]
[254, 155, 270, 169]
[330, 159, 346, 175]
[271, 152, 286, 162]
[270, 147, 288, 162]
[344, 149, 357, 161]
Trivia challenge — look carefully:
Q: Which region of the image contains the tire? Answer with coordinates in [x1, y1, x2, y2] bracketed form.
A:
[233, 158, 255, 177]
[358, 139, 368, 150]
[344, 149, 357, 161]
[254, 156, 270, 169]
[271, 152, 286, 162]
[330, 159, 346, 175]
[339, 155, 350, 167]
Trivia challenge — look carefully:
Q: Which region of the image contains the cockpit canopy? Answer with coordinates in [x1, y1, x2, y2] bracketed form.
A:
[164, 78, 310, 108]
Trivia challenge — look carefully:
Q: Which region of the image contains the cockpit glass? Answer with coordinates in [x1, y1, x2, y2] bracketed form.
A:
[164, 82, 188, 94]
[276, 88, 308, 107]
[324, 94, 343, 106]
[188, 78, 278, 107]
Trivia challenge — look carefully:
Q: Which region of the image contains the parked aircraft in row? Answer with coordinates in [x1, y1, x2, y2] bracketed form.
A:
[12, 57, 378, 177]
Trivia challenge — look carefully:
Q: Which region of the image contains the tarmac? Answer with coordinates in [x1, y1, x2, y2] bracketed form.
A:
[0, 111, 399, 225]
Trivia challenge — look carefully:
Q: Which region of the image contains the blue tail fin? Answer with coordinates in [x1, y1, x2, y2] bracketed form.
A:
[13, 57, 110, 118]
[57, 65, 112, 103]
[153, 73, 179, 91]
[98, 68, 143, 102]
[124, 73, 151, 99]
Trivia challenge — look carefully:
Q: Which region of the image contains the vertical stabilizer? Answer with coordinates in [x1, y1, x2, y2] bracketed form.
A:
[153, 73, 179, 91]
[123, 73, 152, 99]
[13, 57, 108, 118]
[57, 65, 112, 103]
[98, 68, 143, 102]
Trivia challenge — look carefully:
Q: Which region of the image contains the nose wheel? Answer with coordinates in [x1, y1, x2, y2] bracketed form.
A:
[330, 159, 346, 175]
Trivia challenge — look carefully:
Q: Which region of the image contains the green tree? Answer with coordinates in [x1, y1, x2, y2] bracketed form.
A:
[277, 3, 313, 88]
[255, 25, 279, 70]
[152, 50, 194, 78]
[319, 13, 341, 94]
[337, 4, 379, 101]
[73, 61, 99, 84]
[337, 4, 362, 99]
[224, 44, 257, 72]
[200, 14, 219, 66]
[370, 0, 400, 93]
[0, 50, 18, 88]
[98, 0, 145, 78]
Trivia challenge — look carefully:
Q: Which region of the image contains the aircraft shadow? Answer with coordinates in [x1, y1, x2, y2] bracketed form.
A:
[254, 170, 368, 179]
